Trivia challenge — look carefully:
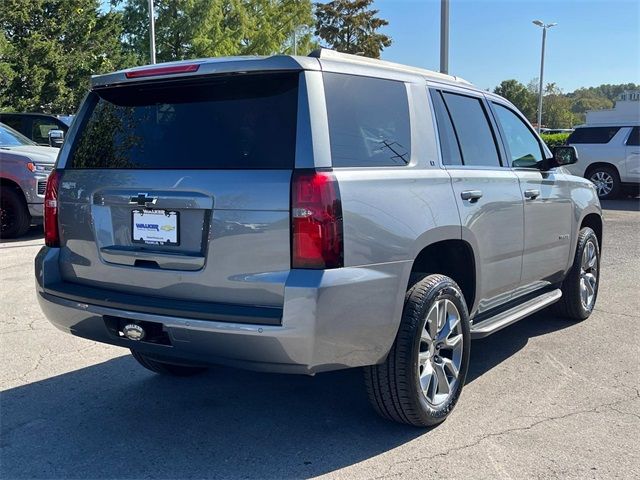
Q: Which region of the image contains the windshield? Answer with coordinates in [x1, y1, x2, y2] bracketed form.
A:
[0, 123, 36, 147]
[68, 72, 299, 169]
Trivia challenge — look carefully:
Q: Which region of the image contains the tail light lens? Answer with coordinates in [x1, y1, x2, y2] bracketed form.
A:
[44, 169, 61, 247]
[291, 170, 343, 269]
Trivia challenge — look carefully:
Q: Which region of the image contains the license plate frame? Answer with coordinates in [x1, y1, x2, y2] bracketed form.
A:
[131, 209, 180, 246]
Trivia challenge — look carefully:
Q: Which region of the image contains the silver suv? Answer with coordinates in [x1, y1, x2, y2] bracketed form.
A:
[35, 50, 603, 427]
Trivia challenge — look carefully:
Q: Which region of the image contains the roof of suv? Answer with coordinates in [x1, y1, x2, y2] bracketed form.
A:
[90, 48, 474, 90]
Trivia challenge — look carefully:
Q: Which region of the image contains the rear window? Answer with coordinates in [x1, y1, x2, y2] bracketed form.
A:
[323, 73, 411, 167]
[68, 72, 299, 169]
[568, 126, 621, 144]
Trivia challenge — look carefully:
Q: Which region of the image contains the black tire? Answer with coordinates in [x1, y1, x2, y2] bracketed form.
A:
[0, 186, 31, 238]
[364, 274, 471, 427]
[553, 227, 600, 321]
[130, 349, 208, 376]
[587, 165, 621, 200]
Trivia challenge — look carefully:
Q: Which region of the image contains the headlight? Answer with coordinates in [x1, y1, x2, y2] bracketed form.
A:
[26, 162, 53, 173]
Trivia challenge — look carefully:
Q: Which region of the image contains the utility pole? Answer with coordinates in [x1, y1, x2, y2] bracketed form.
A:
[148, 0, 156, 64]
[440, 0, 449, 74]
[293, 27, 298, 56]
[533, 20, 557, 132]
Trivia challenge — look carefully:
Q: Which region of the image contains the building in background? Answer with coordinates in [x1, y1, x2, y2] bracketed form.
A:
[585, 90, 640, 124]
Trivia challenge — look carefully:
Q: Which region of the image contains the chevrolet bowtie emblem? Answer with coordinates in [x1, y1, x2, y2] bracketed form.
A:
[129, 193, 158, 207]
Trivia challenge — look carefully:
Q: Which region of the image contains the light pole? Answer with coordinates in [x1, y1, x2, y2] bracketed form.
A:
[148, 0, 156, 64]
[533, 20, 556, 133]
[440, 0, 449, 74]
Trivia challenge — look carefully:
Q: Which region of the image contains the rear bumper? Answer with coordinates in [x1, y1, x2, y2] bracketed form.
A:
[36, 247, 410, 374]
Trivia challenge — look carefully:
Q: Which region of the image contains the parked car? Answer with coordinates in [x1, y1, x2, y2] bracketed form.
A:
[566, 123, 640, 198]
[35, 50, 602, 427]
[0, 113, 72, 147]
[0, 122, 57, 237]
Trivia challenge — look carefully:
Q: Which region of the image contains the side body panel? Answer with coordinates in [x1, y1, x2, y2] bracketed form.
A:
[512, 169, 574, 294]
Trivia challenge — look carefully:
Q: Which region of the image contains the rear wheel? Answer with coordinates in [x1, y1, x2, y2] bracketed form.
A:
[0, 187, 30, 238]
[364, 274, 471, 427]
[587, 165, 621, 199]
[130, 350, 208, 376]
[553, 227, 600, 321]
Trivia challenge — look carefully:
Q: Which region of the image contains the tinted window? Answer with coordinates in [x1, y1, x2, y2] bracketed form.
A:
[0, 123, 35, 146]
[324, 73, 410, 167]
[69, 72, 299, 169]
[31, 118, 59, 144]
[0, 115, 23, 133]
[626, 127, 639, 146]
[493, 103, 544, 167]
[430, 90, 462, 166]
[568, 127, 621, 144]
[442, 92, 500, 167]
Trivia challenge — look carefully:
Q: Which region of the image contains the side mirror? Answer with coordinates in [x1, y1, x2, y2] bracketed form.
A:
[551, 145, 578, 167]
[48, 129, 64, 148]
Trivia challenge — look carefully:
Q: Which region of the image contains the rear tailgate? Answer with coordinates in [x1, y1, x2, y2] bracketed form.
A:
[54, 72, 300, 312]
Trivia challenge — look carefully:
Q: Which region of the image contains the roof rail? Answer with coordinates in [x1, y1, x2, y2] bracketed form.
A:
[308, 48, 471, 85]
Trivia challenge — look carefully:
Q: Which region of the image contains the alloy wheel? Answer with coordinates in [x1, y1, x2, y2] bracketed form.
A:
[417, 298, 464, 406]
[580, 240, 598, 310]
[590, 171, 614, 198]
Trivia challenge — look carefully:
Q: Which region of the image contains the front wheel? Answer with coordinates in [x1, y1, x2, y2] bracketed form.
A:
[364, 274, 471, 427]
[0, 187, 31, 238]
[553, 227, 600, 321]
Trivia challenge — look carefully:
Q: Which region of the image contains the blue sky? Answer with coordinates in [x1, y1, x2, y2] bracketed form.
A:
[375, 0, 640, 92]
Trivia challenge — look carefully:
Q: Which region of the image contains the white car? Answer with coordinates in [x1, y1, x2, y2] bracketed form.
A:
[566, 124, 640, 199]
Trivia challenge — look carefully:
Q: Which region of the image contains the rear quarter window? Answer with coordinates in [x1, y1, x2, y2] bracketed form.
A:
[323, 73, 411, 167]
[568, 127, 621, 144]
[68, 72, 299, 169]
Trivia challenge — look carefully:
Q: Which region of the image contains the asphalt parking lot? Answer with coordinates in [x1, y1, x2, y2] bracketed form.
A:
[1, 199, 639, 480]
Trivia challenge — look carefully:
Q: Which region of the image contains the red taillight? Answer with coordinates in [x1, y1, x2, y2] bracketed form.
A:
[124, 64, 200, 78]
[44, 169, 61, 247]
[291, 170, 343, 269]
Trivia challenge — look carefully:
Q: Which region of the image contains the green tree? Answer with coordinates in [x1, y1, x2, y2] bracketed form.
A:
[119, 0, 314, 64]
[314, 0, 391, 58]
[540, 83, 576, 128]
[0, 0, 133, 113]
[0, 32, 15, 110]
[493, 79, 536, 121]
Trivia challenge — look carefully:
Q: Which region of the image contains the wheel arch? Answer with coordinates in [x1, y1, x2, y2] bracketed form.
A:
[580, 212, 603, 249]
[583, 161, 620, 180]
[0, 177, 27, 199]
[408, 238, 477, 314]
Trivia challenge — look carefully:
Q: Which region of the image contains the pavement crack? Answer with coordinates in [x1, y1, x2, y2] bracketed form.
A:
[370, 393, 640, 480]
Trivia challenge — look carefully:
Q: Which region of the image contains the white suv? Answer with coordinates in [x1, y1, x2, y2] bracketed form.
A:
[566, 124, 640, 199]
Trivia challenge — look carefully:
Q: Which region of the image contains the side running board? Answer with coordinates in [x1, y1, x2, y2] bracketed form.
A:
[470, 289, 562, 339]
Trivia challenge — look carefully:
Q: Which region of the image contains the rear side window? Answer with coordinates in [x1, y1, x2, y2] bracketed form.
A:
[441, 92, 501, 167]
[430, 90, 462, 166]
[626, 127, 639, 146]
[568, 127, 620, 144]
[324, 73, 411, 167]
[69, 72, 299, 169]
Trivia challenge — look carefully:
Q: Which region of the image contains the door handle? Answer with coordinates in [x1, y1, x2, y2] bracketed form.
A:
[524, 189, 541, 199]
[461, 190, 483, 202]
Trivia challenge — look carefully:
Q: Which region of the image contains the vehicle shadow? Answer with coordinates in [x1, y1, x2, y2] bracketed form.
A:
[467, 310, 575, 384]
[0, 225, 43, 244]
[1, 311, 574, 479]
[600, 198, 640, 212]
